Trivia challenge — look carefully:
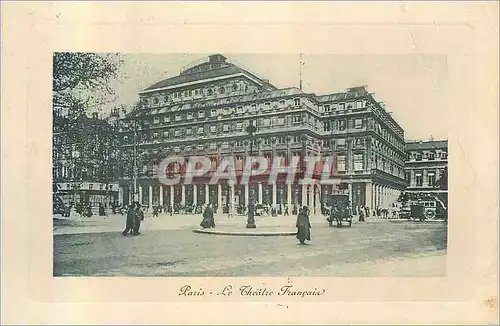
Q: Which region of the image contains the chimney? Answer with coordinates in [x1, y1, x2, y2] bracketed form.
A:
[92, 112, 99, 120]
[209, 54, 227, 63]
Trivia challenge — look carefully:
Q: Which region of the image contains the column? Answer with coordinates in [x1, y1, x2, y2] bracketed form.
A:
[193, 184, 197, 206]
[205, 184, 209, 206]
[377, 185, 381, 207]
[181, 185, 186, 206]
[371, 184, 375, 210]
[348, 183, 353, 203]
[128, 188, 132, 205]
[258, 183, 263, 204]
[307, 185, 312, 207]
[382, 186, 385, 207]
[118, 187, 124, 205]
[230, 184, 235, 215]
[314, 186, 320, 215]
[149, 185, 153, 208]
[217, 184, 222, 212]
[365, 182, 372, 211]
[287, 184, 292, 210]
[272, 183, 277, 207]
[244, 183, 249, 205]
[170, 185, 174, 207]
[138, 186, 143, 205]
[159, 185, 163, 206]
[301, 184, 307, 206]
[381, 186, 385, 208]
[375, 184, 379, 208]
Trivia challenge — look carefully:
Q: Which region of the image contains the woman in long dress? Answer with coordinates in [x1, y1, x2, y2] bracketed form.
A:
[200, 205, 215, 228]
[296, 206, 311, 245]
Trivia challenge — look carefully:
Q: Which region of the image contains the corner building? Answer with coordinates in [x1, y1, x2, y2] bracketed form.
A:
[404, 140, 448, 201]
[118, 54, 407, 214]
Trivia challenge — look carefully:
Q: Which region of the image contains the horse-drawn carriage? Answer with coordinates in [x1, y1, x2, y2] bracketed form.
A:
[325, 194, 353, 228]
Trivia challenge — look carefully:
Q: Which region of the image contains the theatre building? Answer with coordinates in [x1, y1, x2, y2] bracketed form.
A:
[118, 54, 407, 214]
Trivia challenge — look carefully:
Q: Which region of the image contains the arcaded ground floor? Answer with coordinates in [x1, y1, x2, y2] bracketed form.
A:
[119, 181, 403, 214]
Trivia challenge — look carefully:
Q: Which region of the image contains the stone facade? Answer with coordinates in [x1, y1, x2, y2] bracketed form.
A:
[118, 54, 407, 214]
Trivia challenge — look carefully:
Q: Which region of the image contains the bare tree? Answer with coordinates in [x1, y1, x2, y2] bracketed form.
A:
[53, 52, 123, 115]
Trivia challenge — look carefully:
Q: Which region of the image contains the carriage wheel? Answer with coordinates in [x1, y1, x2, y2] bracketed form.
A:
[425, 210, 436, 219]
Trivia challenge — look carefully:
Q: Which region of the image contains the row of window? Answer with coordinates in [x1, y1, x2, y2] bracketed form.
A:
[156, 153, 366, 173]
[406, 171, 438, 187]
[373, 121, 404, 152]
[336, 154, 365, 172]
[143, 82, 253, 107]
[319, 100, 366, 112]
[145, 99, 303, 125]
[372, 153, 404, 177]
[407, 151, 448, 161]
[323, 118, 365, 131]
[144, 89, 368, 118]
[372, 139, 405, 165]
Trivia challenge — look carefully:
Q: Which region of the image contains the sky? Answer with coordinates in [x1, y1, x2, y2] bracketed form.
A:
[106, 53, 448, 141]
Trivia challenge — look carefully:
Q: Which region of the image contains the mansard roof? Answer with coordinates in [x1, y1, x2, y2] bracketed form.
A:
[141, 54, 276, 93]
[316, 86, 370, 102]
[406, 140, 448, 151]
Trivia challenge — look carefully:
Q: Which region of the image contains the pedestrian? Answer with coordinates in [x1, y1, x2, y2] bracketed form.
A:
[133, 203, 144, 236]
[296, 206, 311, 245]
[122, 203, 136, 236]
[200, 204, 215, 228]
[152, 205, 159, 218]
[99, 203, 105, 216]
[284, 205, 289, 216]
[359, 206, 365, 222]
[328, 205, 336, 227]
[85, 204, 93, 218]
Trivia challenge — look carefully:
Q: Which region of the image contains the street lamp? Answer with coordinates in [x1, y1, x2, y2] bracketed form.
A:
[294, 187, 299, 214]
[71, 148, 81, 213]
[132, 120, 139, 203]
[245, 120, 257, 228]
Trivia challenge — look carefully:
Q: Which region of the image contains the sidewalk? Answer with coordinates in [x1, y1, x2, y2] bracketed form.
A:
[53, 213, 300, 236]
[53, 212, 394, 236]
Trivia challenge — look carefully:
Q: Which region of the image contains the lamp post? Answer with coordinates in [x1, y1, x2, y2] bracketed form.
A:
[132, 120, 138, 203]
[279, 187, 284, 213]
[294, 188, 299, 214]
[245, 120, 257, 228]
[71, 148, 81, 214]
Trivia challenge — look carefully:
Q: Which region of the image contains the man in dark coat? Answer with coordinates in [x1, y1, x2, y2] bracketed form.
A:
[122, 204, 136, 236]
[296, 206, 311, 244]
[133, 203, 144, 235]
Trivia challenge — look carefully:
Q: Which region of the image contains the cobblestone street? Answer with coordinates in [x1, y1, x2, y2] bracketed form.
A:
[53, 214, 447, 277]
